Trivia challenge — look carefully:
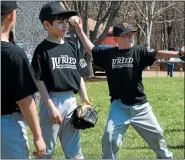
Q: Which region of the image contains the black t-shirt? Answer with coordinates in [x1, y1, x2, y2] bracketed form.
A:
[92, 45, 157, 105]
[1, 41, 38, 115]
[31, 40, 88, 93]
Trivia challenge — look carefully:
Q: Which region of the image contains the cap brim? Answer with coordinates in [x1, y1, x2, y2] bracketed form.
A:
[1, 4, 22, 16]
[51, 10, 78, 17]
[119, 29, 137, 37]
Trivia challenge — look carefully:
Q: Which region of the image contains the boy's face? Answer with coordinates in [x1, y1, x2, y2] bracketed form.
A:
[44, 19, 69, 37]
[115, 32, 135, 48]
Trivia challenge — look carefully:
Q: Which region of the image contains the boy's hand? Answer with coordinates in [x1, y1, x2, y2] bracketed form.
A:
[179, 46, 185, 61]
[69, 16, 83, 34]
[33, 137, 46, 158]
[181, 46, 184, 55]
[72, 101, 98, 130]
[47, 106, 62, 124]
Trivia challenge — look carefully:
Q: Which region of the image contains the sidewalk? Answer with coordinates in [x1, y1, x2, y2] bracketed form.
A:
[142, 71, 184, 77]
[92, 71, 184, 80]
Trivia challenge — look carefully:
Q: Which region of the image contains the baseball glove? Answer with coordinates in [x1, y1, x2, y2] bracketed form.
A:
[72, 101, 98, 130]
[179, 46, 185, 61]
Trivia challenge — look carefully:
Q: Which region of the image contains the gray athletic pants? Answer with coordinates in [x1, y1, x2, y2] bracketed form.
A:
[102, 100, 173, 159]
[39, 91, 84, 159]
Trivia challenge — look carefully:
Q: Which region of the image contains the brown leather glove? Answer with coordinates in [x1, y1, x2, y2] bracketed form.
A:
[72, 101, 98, 130]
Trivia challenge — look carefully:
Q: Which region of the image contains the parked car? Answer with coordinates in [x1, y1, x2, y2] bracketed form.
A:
[93, 45, 114, 74]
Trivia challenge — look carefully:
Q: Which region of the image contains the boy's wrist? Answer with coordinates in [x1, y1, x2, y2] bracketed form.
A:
[45, 99, 55, 109]
[33, 132, 43, 141]
[82, 100, 91, 105]
[76, 29, 84, 37]
[46, 104, 56, 111]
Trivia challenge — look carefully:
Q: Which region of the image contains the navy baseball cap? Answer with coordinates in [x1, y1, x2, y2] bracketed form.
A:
[39, 1, 78, 23]
[1, 1, 19, 16]
[113, 23, 137, 37]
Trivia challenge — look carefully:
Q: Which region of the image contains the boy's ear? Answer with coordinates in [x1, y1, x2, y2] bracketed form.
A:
[7, 12, 14, 21]
[43, 21, 51, 30]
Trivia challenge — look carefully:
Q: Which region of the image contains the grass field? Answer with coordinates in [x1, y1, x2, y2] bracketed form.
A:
[28, 78, 184, 159]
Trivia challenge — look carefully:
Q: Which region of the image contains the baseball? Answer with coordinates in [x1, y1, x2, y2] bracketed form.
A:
[69, 16, 79, 26]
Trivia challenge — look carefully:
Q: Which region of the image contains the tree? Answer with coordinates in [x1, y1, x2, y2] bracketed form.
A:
[66, 1, 124, 45]
[133, 1, 176, 50]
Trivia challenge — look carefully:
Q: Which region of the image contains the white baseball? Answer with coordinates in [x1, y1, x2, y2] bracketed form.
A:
[69, 16, 79, 26]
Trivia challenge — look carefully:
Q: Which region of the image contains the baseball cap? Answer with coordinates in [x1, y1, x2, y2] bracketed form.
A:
[113, 23, 137, 37]
[1, 1, 19, 16]
[39, 1, 78, 23]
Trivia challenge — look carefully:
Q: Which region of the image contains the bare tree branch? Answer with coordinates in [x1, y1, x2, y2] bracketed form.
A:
[99, 2, 114, 23]
[134, 21, 147, 38]
[152, 2, 176, 19]
[133, 2, 145, 18]
[155, 18, 185, 24]
[62, 1, 70, 10]
[83, 1, 89, 35]
[173, 6, 185, 16]
[91, 2, 105, 43]
[94, 1, 123, 45]
[145, 2, 148, 21]
[151, 1, 155, 17]
[73, 1, 79, 13]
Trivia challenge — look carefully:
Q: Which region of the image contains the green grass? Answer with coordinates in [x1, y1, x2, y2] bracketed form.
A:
[28, 78, 184, 159]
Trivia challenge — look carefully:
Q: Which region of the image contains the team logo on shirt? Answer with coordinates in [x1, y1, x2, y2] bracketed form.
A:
[79, 58, 87, 68]
[51, 55, 77, 70]
[112, 57, 133, 69]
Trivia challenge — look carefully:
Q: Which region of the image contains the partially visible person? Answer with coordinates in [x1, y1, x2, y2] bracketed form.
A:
[167, 59, 175, 77]
[31, 1, 90, 159]
[72, 18, 184, 159]
[1, 1, 46, 159]
[167, 48, 176, 77]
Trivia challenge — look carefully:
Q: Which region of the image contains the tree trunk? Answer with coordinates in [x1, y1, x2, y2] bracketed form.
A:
[83, 2, 89, 36]
[146, 22, 152, 50]
[164, 21, 168, 49]
[167, 25, 173, 48]
[136, 26, 140, 45]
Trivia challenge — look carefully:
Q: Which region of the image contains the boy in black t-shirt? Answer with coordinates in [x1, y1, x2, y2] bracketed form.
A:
[73, 19, 184, 158]
[31, 2, 89, 159]
[1, 1, 46, 159]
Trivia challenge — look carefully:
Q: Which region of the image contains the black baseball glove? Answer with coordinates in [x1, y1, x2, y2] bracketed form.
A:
[72, 101, 98, 130]
[179, 46, 185, 61]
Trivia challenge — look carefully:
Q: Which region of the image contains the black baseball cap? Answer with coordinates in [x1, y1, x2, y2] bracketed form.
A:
[1, 1, 19, 16]
[39, 1, 78, 23]
[113, 23, 137, 37]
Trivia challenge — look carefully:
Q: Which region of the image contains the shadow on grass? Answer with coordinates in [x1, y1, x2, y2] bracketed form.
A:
[124, 145, 184, 150]
[165, 128, 185, 132]
[123, 128, 185, 150]
[168, 145, 185, 149]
